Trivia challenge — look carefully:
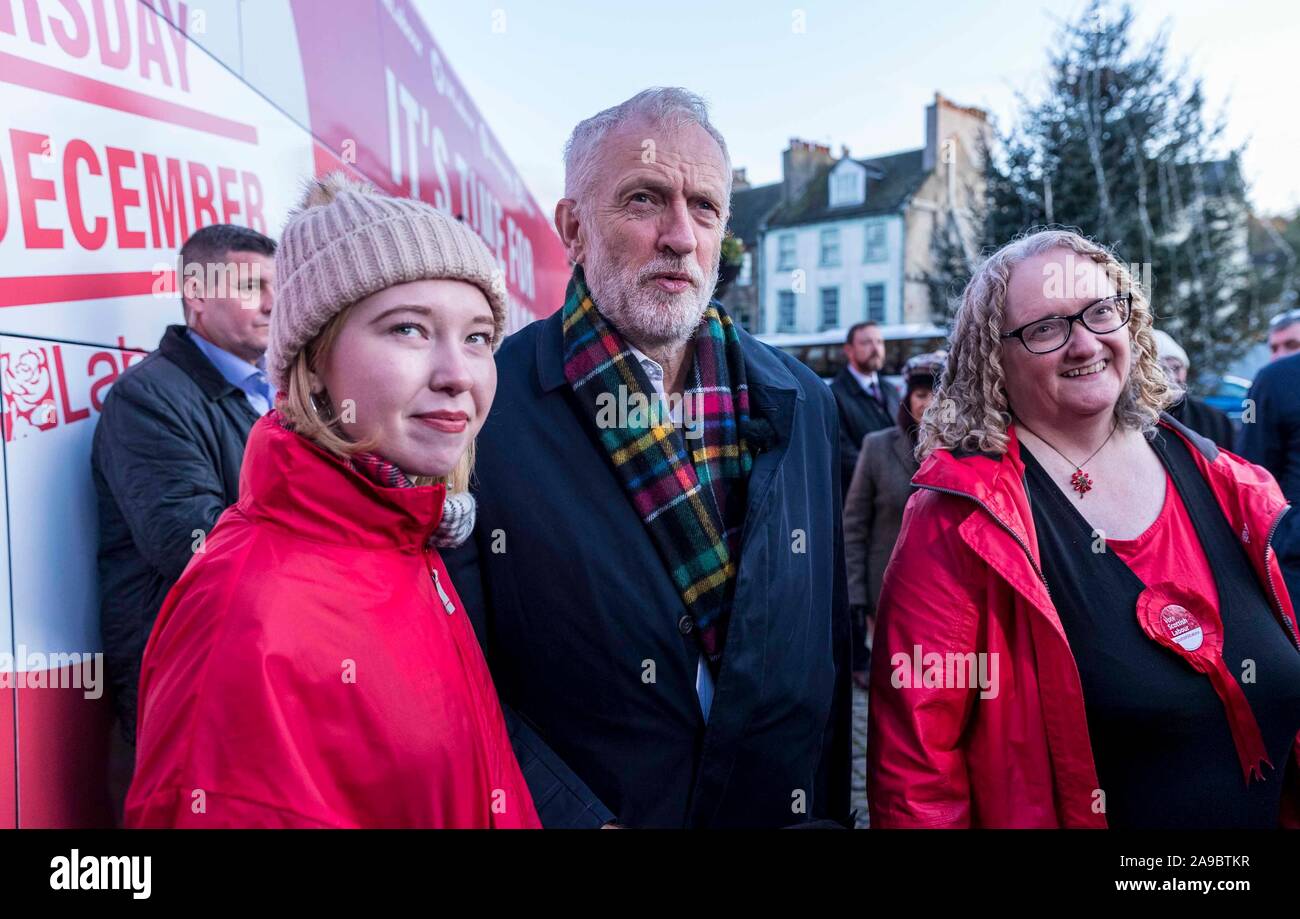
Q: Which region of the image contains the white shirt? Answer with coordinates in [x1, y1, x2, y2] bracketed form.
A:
[627, 345, 715, 722]
[845, 363, 880, 398]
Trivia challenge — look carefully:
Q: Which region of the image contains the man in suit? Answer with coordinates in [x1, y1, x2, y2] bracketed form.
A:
[444, 87, 851, 828]
[830, 322, 901, 502]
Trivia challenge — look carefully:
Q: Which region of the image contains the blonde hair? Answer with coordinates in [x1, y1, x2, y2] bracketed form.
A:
[276, 306, 475, 493]
[917, 229, 1175, 459]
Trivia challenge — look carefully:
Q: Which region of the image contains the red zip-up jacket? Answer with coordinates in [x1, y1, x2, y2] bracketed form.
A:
[868, 417, 1300, 828]
[125, 413, 540, 828]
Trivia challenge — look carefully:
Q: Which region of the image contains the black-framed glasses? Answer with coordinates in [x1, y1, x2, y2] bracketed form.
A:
[1000, 294, 1133, 354]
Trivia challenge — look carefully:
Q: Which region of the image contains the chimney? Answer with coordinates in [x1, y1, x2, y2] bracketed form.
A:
[732, 167, 750, 190]
[782, 138, 834, 202]
[924, 92, 992, 174]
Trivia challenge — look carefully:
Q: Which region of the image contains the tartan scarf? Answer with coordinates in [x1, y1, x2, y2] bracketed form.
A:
[561, 266, 754, 672]
[349, 451, 414, 489]
[347, 452, 477, 549]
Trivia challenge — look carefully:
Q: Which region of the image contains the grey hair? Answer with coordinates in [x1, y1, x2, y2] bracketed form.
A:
[563, 87, 732, 218]
[1271, 310, 1300, 335]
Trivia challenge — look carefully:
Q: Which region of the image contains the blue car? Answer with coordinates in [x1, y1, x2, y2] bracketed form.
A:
[1201, 374, 1253, 422]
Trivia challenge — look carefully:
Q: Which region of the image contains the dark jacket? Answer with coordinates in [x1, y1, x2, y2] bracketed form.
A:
[830, 366, 901, 502]
[1169, 394, 1234, 451]
[1239, 353, 1300, 505]
[444, 308, 852, 829]
[843, 426, 919, 612]
[92, 325, 259, 743]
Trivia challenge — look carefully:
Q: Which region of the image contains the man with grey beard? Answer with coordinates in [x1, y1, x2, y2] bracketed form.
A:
[444, 88, 850, 829]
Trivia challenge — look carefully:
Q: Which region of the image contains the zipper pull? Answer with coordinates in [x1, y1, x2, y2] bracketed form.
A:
[430, 566, 456, 614]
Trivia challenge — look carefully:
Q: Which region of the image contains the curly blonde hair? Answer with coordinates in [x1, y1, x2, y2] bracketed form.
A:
[917, 229, 1175, 459]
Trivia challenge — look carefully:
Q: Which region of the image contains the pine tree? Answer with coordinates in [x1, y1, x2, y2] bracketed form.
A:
[927, 0, 1270, 382]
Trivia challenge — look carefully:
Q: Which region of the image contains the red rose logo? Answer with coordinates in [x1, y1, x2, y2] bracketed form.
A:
[2, 349, 58, 439]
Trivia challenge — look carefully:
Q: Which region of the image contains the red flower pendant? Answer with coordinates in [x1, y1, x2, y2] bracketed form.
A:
[1070, 469, 1093, 497]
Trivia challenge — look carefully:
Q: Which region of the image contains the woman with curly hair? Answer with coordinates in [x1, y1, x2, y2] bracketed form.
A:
[868, 228, 1300, 828]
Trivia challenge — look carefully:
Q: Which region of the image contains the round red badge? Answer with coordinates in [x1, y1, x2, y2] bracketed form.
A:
[1136, 582, 1273, 784]
[1159, 603, 1204, 652]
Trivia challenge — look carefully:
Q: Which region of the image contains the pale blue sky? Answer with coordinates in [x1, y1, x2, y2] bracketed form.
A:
[414, 0, 1299, 217]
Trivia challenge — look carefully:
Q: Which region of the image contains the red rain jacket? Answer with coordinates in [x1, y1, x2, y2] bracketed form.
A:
[868, 419, 1300, 828]
[125, 413, 540, 829]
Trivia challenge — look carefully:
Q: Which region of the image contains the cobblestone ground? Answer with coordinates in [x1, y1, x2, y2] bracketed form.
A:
[852, 684, 869, 828]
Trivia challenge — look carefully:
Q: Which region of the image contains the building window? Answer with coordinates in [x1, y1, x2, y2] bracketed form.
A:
[829, 162, 867, 208]
[778, 291, 797, 332]
[819, 287, 840, 330]
[819, 227, 841, 267]
[865, 283, 886, 323]
[777, 234, 796, 270]
[737, 252, 753, 286]
[864, 221, 887, 263]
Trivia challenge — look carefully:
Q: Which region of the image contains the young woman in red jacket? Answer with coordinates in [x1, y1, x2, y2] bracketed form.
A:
[869, 229, 1300, 828]
[125, 175, 540, 828]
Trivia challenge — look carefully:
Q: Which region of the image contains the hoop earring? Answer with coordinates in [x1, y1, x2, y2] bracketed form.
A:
[310, 391, 332, 420]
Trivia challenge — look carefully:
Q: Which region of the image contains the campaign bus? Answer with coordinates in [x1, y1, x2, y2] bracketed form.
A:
[0, 0, 568, 827]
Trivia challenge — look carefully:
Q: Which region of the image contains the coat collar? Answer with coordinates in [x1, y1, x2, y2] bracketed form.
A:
[237, 412, 447, 551]
[913, 422, 1060, 629]
[912, 422, 1032, 539]
[157, 324, 246, 403]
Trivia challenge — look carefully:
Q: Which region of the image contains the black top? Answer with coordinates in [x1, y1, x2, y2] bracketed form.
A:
[1021, 429, 1300, 828]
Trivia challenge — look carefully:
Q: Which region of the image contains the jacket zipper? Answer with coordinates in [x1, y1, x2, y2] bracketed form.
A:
[916, 483, 1053, 604]
[1262, 504, 1300, 651]
[429, 564, 456, 614]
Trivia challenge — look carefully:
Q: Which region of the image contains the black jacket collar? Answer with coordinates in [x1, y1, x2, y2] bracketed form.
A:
[157, 324, 244, 402]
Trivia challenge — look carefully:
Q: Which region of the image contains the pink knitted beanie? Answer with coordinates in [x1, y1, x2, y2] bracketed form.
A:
[268, 172, 507, 390]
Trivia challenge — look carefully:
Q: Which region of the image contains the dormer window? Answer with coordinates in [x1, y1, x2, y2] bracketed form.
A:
[828, 160, 866, 208]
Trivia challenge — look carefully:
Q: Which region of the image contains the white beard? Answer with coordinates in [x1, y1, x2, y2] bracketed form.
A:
[582, 240, 719, 349]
